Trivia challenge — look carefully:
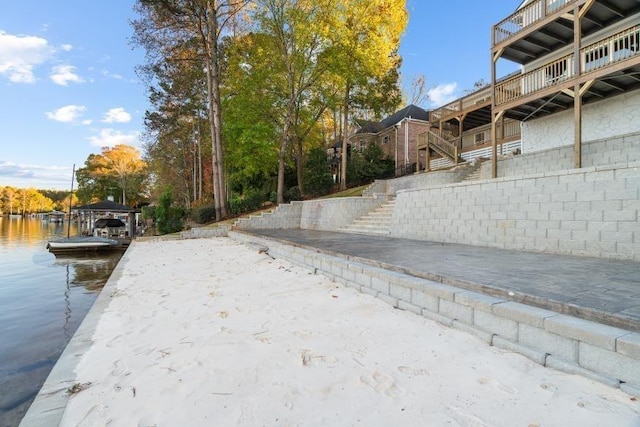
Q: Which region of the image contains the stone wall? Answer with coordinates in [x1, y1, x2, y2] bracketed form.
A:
[362, 164, 477, 196]
[480, 131, 640, 179]
[522, 89, 640, 153]
[392, 160, 640, 261]
[234, 197, 386, 231]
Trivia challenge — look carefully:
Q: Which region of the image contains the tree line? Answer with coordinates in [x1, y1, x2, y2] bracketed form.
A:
[0, 187, 70, 215]
[131, 0, 408, 222]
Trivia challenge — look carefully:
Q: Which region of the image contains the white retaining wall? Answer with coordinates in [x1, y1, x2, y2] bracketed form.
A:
[392, 160, 640, 261]
[481, 131, 640, 179]
[234, 197, 386, 231]
[362, 164, 477, 197]
[229, 230, 640, 397]
[522, 90, 640, 153]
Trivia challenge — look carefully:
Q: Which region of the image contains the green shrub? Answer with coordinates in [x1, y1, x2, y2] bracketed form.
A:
[155, 187, 185, 234]
[303, 147, 334, 197]
[286, 186, 302, 201]
[228, 189, 267, 215]
[191, 204, 216, 224]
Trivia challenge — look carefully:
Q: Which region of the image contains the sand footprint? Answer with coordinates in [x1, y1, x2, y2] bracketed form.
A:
[576, 396, 636, 415]
[110, 360, 129, 376]
[106, 334, 123, 348]
[255, 335, 271, 344]
[398, 366, 430, 376]
[300, 349, 338, 367]
[477, 377, 517, 395]
[540, 382, 558, 392]
[293, 330, 312, 339]
[360, 371, 405, 398]
[446, 405, 488, 427]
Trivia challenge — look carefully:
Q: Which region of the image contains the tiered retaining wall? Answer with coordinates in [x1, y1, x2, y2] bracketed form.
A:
[229, 230, 640, 397]
[392, 160, 640, 261]
[235, 159, 639, 261]
[234, 197, 387, 231]
[481, 131, 640, 180]
[362, 163, 477, 196]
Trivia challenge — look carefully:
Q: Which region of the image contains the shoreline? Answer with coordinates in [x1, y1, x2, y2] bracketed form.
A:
[18, 247, 131, 427]
[21, 237, 640, 426]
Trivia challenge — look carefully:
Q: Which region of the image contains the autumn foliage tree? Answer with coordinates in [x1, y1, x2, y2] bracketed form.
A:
[133, 0, 407, 212]
[76, 145, 148, 206]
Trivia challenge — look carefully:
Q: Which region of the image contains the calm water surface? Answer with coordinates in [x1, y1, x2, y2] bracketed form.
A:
[0, 217, 122, 427]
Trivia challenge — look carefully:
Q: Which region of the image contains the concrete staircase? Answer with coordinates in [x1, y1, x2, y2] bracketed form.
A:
[460, 157, 488, 182]
[338, 198, 395, 236]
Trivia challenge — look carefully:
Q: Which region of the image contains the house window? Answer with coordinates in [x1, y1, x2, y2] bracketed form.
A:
[474, 132, 485, 145]
[382, 135, 390, 144]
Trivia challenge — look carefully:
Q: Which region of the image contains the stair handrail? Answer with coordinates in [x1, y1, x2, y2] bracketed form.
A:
[427, 130, 459, 162]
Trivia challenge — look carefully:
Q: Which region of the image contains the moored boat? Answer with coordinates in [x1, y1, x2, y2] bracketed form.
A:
[46, 236, 121, 255]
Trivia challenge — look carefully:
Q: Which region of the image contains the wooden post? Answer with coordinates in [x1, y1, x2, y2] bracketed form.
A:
[491, 49, 498, 178]
[574, 4, 582, 168]
[500, 114, 505, 155]
[426, 146, 431, 172]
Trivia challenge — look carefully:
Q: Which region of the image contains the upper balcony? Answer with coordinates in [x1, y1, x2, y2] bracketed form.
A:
[495, 23, 640, 117]
[429, 86, 492, 130]
[493, 0, 640, 65]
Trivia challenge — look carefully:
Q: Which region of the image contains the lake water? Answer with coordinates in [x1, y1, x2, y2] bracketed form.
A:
[0, 217, 122, 427]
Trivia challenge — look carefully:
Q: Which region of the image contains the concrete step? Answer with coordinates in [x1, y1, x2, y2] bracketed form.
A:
[338, 198, 395, 236]
[460, 158, 488, 182]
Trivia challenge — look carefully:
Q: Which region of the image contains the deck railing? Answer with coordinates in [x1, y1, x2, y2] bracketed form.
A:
[495, 25, 640, 107]
[430, 86, 492, 123]
[419, 130, 459, 161]
[493, 0, 578, 45]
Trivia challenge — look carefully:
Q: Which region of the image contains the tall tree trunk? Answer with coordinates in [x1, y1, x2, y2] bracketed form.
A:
[294, 134, 304, 196]
[340, 84, 350, 190]
[276, 122, 289, 205]
[205, 1, 227, 220]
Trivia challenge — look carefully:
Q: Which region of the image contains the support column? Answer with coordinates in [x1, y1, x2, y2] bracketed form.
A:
[491, 49, 498, 178]
[573, 4, 583, 168]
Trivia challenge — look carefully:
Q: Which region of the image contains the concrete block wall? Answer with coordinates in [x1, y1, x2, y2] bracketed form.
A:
[391, 160, 640, 261]
[234, 197, 385, 231]
[522, 90, 640, 153]
[229, 230, 640, 396]
[234, 202, 303, 229]
[299, 197, 386, 230]
[362, 164, 476, 197]
[481, 131, 640, 179]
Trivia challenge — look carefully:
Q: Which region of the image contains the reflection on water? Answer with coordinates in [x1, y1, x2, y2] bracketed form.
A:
[0, 217, 122, 427]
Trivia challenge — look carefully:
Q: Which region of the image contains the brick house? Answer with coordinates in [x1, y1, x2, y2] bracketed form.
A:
[349, 104, 430, 176]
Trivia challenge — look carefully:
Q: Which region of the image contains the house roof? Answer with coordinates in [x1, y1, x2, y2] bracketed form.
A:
[74, 200, 140, 213]
[354, 104, 430, 135]
[354, 119, 383, 135]
[379, 104, 429, 129]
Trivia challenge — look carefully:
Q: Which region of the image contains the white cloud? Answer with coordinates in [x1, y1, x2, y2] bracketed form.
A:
[428, 83, 459, 107]
[102, 107, 132, 123]
[88, 129, 139, 148]
[60, 44, 73, 52]
[45, 104, 86, 122]
[50, 64, 83, 86]
[101, 69, 123, 80]
[0, 30, 52, 83]
[0, 161, 73, 190]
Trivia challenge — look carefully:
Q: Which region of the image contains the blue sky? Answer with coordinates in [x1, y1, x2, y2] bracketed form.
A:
[1, 0, 521, 191]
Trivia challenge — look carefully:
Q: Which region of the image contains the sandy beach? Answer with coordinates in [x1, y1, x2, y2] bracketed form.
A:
[58, 237, 639, 426]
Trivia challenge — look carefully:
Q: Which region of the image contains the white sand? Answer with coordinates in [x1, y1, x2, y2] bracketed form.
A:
[60, 238, 640, 426]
